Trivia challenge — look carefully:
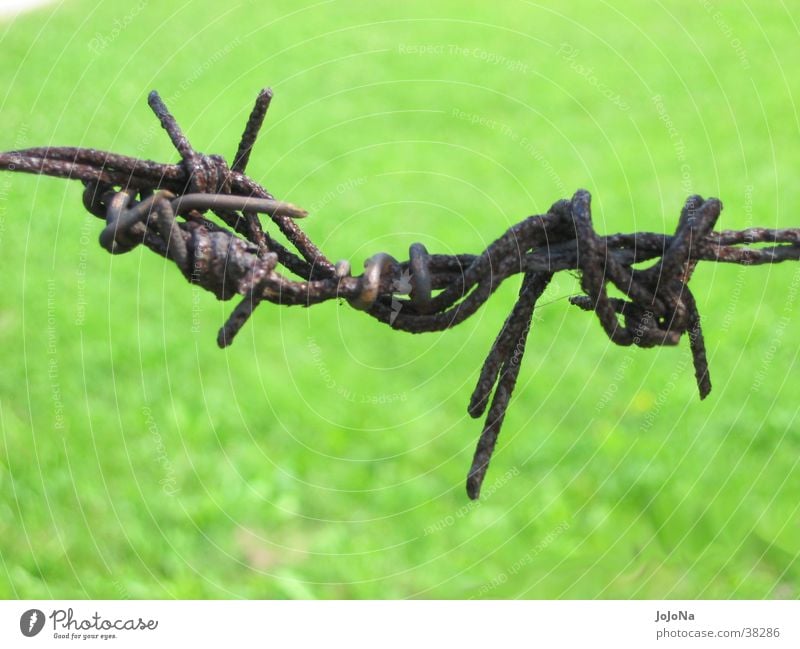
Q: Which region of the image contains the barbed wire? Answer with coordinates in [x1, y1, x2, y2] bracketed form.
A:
[2, 88, 798, 499]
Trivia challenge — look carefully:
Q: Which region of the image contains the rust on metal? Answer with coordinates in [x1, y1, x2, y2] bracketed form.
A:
[2, 89, 799, 499]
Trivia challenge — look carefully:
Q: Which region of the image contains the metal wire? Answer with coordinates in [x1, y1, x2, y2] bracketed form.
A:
[2, 89, 799, 499]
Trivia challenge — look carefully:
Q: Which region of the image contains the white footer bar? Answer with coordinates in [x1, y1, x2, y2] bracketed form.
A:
[0, 600, 796, 648]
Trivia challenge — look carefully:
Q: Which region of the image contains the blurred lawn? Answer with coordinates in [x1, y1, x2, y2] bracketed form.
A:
[0, 0, 799, 599]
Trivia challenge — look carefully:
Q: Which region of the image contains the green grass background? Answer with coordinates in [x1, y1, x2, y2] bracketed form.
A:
[0, 0, 799, 598]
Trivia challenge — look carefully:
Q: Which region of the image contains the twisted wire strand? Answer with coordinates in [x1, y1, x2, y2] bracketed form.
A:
[2, 89, 799, 499]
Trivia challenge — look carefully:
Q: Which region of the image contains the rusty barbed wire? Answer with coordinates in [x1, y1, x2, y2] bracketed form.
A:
[2, 89, 799, 499]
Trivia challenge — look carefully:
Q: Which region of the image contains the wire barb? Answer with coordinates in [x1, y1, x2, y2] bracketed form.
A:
[2, 89, 799, 499]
